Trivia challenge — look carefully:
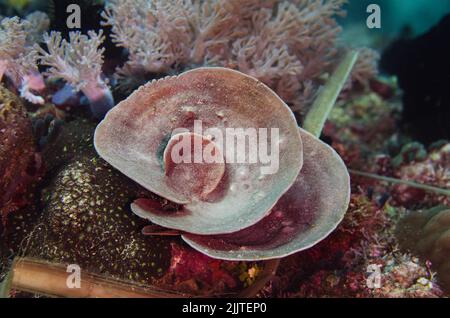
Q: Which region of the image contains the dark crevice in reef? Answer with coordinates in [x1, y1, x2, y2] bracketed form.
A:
[381, 14, 450, 145]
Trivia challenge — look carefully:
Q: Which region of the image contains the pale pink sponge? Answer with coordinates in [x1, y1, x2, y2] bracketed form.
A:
[94, 67, 350, 260]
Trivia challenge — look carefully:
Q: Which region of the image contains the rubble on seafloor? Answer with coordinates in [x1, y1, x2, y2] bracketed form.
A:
[258, 194, 443, 298]
[397, 206, 450, 294]
[252, 85, 447, 298]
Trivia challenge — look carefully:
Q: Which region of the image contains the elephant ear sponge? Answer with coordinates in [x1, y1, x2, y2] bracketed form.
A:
[396, 206, 450, 293]
[94, 67, 350, 261]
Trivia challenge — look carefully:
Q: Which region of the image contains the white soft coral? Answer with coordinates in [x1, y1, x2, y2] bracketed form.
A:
[0, 13, 49, 104]
[37, 30, 114, 118]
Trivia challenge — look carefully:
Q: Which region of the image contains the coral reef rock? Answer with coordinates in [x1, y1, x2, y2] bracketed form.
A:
[396, 206, 450, 294]
[326, 92, 399, 158]
[4, 119, 174, 286]
[0, 85, 41, 223]
[266, 195, 443, 298]
[4, 119, 260, 295]
[391, 142, 449, 208]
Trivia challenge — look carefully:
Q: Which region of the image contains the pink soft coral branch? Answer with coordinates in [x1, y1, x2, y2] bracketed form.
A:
[103, 0, 377, 115]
